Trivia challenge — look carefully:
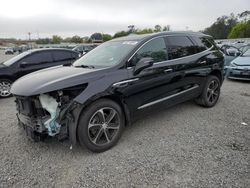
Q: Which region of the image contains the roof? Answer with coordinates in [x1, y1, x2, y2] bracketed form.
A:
[28, 48, 77, 53]
[111, 31, 210, 42]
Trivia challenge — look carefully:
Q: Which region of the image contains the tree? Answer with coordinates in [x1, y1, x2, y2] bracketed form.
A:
[63, 37, 72, 43]
[228, 20, 250, 38]
[102, 34, 112, 42]
[135, 28, 154, 34]
[71, 35, 82, 43]
[82, 36, 90, 43]
[90, 33, 103, 42]
[154, 25, 162, 32]
[36, 38, 51, 44]
[128, 25, 135, 33]
[113, 31, 129, 38]
[163, 25, 171, 31]
[51, 35, 62, 44]
[203, 14, 238, 39]
[238, 10, 250, 22]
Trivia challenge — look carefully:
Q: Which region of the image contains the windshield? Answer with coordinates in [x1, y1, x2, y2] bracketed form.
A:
[242, 49, 250, 57]
[240, 45, 250, 54]
[73, 41, 138, 68]
[3, 51, 30, 66]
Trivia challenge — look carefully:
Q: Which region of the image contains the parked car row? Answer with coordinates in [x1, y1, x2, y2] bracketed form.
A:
[0, 48, 80, 97]
[72, 44, 98, 55]
[221, 44, 250, 81]
[10, 31, 225, 152]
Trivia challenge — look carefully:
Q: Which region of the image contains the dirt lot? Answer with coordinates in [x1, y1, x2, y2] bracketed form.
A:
[0, 79, 249, 188]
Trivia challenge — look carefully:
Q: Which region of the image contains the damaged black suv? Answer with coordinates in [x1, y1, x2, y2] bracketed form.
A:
[11, 32, 224, 152]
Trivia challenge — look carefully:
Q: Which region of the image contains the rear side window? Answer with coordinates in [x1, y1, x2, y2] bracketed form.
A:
[166, 36, 196, 60]
[130, 37, 167, 66]
[192, 36, 213, 52]
[22, 51, 53, 64]
[53, 51, 73, 61]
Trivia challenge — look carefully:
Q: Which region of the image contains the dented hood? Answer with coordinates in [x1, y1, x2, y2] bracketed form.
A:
[11, 66, 103, 96]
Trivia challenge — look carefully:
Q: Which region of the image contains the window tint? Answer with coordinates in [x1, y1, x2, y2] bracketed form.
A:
[192, 36, 213, 52]
[53, 51, 73, 62]
[130, 38, 167, 66]
[22, 51, 53, 64]
[71, 52, 80, 59]
[166, 36, 196, 60]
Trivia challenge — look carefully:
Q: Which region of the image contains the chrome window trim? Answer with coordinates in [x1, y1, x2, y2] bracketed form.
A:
[138, 84, 199, 110]
[127, 34, 214, 68]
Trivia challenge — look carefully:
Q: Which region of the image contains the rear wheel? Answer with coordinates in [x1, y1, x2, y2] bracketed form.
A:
[0, 79, 12, 98]
[77, 99, 125, 152]
[195, 75, 221, 107]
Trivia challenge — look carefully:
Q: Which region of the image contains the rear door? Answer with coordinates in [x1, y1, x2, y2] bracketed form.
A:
[17, 51, 53, 78]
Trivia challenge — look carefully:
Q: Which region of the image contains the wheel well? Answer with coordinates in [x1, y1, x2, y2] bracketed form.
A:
[97, 95, 131, 126]
[0, 76, 14, 82]
[210, 70, 222, 84]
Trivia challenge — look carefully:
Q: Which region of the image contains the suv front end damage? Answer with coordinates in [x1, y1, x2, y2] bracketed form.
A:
[15, 85, 86, 143]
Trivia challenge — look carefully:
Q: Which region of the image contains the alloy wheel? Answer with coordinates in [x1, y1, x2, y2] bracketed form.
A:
[88, 107, 121, 146]
[0, 81, 12, 97]
[207, 79, 219, 104]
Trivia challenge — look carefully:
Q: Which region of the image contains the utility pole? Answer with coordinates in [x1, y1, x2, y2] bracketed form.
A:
[28, 32, 31, 41]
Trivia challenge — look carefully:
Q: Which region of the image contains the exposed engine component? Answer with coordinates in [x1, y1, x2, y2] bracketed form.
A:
[39, 94, 61, 136]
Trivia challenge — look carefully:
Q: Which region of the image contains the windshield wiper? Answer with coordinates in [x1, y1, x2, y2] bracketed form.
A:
[75, 65, 95, 69]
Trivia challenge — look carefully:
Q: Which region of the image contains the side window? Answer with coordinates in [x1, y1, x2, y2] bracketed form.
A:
[71, 52, 80, 60]
[22, 52, 53, 64]
[53, 51, 73, 62]
[192, 36, 213, 52]
[130, 38, 167, 66]
[167, 36, 196, 60]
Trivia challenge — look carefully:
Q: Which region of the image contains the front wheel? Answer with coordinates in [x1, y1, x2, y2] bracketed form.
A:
[195, 75, 221, 107]
[77, 99, 125, 152]
[0, 79, 12, 98]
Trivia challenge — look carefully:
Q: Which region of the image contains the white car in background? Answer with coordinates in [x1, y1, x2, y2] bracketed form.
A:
[4, 48, 14, 55]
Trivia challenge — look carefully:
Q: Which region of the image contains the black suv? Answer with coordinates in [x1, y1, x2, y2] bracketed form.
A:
[0, 48, 80, 97]
[11, 32, 224, 152]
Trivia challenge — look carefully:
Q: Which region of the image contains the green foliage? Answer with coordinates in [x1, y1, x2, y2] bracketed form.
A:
[102, 34, 112, 42]
[36, 38, 51, 44]
[154, 25, 162, 32]
[51, 35, 62, 44]
[228, 20, 250, 38]
[113, 31, 130, 38]
[71, 35, 83, 43]
[135, 28, 154, 35]
[203, 14, 238, 39]
[90, 33, 103, 41]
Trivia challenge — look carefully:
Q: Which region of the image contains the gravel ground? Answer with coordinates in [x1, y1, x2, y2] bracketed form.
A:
[0, 78, 250, 187]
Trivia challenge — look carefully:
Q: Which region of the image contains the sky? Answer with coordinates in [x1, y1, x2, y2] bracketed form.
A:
[0, 0, 249, 39]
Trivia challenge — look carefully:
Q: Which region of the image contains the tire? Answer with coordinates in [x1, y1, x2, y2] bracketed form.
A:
[77, 99, 125, 153]
[195, 75, 221, 107]
[0, 79, 13, 98]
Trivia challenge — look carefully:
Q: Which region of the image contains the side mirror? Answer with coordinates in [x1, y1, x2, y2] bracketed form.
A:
[134, 57, 154, 75]
[235, 51, 242, 56]
[19, 62, 28, 68]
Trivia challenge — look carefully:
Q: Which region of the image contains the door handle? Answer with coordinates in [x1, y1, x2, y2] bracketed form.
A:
[199, 60, 207, 64]
[113, 78, 139, 88]
[164, 68, 173, 73]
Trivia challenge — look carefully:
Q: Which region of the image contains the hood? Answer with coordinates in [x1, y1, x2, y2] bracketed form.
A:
[11, 66, 104, 96]
[231, 56, 250, 66]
